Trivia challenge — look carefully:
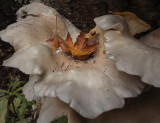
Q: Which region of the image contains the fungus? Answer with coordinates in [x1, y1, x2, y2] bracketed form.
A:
[37, 97, 84, 123]
[1, 2, 145, 122]
[94, 13, 160, 87]
[140, 28, 160, 48]
[86, 88, 160, 123]
[37, 89, 160, 123]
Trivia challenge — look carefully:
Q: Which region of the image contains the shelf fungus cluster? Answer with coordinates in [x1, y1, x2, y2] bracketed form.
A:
[1, 2, 160, 123]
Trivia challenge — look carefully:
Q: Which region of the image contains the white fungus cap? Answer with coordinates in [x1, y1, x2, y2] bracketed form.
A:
[140, 28, 160, 48]
[95, 14, 160, 87]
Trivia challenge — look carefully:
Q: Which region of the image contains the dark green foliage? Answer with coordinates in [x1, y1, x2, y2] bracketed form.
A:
[0, 77, 35, 123]
[0, 75, 68, 123]
[54, 116, 68, 123]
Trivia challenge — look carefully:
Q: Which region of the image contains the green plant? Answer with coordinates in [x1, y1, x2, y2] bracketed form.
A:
[54, 116, 68, 123]
[0, 76, 35, 123]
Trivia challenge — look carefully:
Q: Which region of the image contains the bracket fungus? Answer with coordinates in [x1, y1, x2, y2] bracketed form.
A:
[94, 13, 160, 87]
[2, 2, 158, 123]
[37, 89, 160, 123]
[140, 28, 160, 48]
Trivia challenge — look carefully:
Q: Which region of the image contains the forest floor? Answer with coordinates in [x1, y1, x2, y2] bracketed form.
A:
[0, 0, 160, 123]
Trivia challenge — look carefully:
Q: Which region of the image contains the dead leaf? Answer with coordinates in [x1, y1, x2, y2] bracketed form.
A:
[46, 35, 64, 51]
[60, 31, 99, 59]
[49, 29, 99, 60]
[109, 11, 151, 35]
[85, 28, 96, 39]
[86, 33, 99, 46]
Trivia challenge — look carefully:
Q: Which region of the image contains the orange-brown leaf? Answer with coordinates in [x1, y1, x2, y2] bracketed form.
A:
[62, 31, 99, 57]
[85, 28, 96, 39]
[64, 33, 74, 49]
[59, 42, 70, 53]
[74, 31, 86, 50]
[47, 35, 64, 51]
[86, 33, 99, 46]
[52, 36, 60, 50]
[72, 42, 99, 56]
[50, 30, 99, 60]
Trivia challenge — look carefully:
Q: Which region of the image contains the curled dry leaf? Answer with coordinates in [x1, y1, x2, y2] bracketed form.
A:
[109, 11, 151, 35]
[85, 28, 96, 39]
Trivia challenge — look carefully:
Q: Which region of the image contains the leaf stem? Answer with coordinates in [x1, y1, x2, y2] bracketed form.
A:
[56, 14, 58, 35]
[11, 96, 19, 120]
[64, 55, 73, 72]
